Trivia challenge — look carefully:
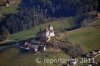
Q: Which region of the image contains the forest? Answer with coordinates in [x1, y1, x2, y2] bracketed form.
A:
[0, 0, 100, 41]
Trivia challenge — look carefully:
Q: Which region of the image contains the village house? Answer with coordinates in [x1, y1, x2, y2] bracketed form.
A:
[24, 41, 46, 52]
[16, 41, 46, 53]
[24, 41, 38, 52]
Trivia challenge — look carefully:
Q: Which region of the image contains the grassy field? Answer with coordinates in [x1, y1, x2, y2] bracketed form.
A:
[0, 46, 69, 66]
[66, 19, 100, 51]
[0, 4, 18, 14]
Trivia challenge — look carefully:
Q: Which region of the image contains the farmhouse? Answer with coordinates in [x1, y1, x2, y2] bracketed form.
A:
[16, 41, 46, 53]
[24, 41, 46, 52]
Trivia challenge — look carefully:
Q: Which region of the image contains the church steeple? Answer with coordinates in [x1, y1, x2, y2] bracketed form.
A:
[49, 24, 53, 31]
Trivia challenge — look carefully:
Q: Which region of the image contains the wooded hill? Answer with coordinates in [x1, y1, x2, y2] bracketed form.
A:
[0, 0, 100, 42]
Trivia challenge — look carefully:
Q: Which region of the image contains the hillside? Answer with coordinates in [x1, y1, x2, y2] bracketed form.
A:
[0, 18, 100, 66]
[66, 19, 100, 51]
[0, 0, 100, 66]
[0, 0, 99, 42]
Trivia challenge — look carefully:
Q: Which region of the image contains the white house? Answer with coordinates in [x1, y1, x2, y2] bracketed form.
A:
[38, 24, 55, 42]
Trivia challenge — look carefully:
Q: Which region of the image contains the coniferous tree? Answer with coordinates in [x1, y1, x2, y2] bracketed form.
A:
[0, 25, 9, 41]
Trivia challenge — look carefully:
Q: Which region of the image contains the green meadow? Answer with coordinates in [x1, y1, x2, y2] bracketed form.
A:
[66, 19, 100, 51]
